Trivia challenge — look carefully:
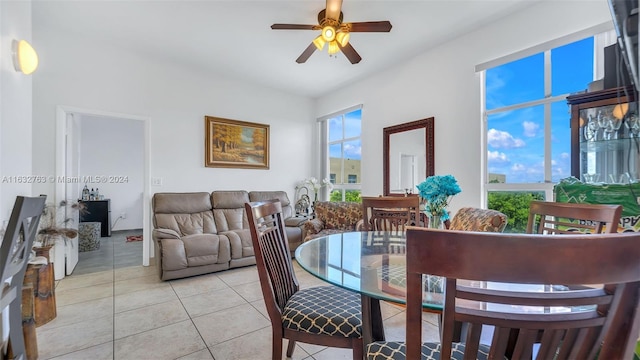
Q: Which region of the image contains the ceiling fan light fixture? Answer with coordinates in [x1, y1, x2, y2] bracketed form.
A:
[336, 31, 350, 47]
[313, 35, 326, 50]
[322, 26, 336, 42]
[328, 41, 340, 55]
[613, 103, 629, 120]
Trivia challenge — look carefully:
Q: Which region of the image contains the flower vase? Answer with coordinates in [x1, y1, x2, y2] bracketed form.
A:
[428, 215, 442, 229]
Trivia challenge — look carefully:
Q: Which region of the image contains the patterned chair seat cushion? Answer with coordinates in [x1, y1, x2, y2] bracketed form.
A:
[448, 207, 508, 233]
[282, 285, 362, 338]
[367, 341, 497, 360]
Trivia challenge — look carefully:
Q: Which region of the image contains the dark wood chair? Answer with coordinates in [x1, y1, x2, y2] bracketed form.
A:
[361, 196, 421, 234]
[527, 200, 622, 234]
[245, 200, 364, 360]
[366, 228, 640, 359]
[1, 195, 47, 360]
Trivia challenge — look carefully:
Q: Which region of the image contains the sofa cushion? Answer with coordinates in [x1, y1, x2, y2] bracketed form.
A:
[182, 234, 230, 266]
[211, 191, 250, 209]
[154, 192, 211, 214]
[153, 192, 217, 235]
[315, 202, 363, 230]
[221, 229, 254, 258]
[249, 191, 294, 219]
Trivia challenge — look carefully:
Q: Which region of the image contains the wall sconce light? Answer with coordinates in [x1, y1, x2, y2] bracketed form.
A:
[11, 39, 39, 75]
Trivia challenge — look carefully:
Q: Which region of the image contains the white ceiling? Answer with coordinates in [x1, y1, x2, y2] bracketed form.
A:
[32, 0, 539, 98]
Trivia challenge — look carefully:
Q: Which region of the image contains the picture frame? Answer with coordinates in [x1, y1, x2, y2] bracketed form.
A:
[205, 116, 270, 169]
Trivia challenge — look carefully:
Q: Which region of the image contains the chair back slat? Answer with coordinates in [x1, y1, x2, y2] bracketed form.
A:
[0, 195, 46, 359]
[405, 227, 640, 360]
[246, 200, 298, 316]
[527, 200, 622, 234]
[361, 196, 421, 234]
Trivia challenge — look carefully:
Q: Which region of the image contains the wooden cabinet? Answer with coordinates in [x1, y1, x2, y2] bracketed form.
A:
[79, 199, 111, 237]
[567, 86, 638, 182]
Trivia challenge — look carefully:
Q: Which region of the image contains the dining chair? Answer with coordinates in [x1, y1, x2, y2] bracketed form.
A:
[366, 227, 640, 359]
[526, 200, 622, 234]
[245, 200, 364, 360]
[1, 195, 47, 360]
[448, 207, 508, 232]
[361, 196, 421, 234]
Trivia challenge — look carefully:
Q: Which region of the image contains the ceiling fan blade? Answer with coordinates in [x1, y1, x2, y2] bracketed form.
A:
[339, 42, 362, 64]
[325, 0, 343, 21]
[348, 21, 392, 32]
[296, 43, 317, 64]
[271, 24, 318, 30]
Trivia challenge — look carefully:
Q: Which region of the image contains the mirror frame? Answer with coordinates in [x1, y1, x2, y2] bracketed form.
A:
[383, 117, 435, 196]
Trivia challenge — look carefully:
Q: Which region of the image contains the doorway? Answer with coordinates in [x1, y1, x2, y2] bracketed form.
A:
[55, 106, 151, 276]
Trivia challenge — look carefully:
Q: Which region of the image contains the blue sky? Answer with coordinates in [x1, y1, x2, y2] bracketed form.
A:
[329, 108, 362, 160]
[486, 37, 594, 183]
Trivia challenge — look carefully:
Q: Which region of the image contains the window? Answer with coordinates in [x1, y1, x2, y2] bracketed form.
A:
[480, 30, 612, 232]
[320, 106, 362, 202]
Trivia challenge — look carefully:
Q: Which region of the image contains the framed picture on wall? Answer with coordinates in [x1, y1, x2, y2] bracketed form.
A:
[204, 116, 270, 169]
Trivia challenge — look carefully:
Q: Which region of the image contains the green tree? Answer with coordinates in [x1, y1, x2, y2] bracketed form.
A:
[488, 191, 544, 233]
[330, 190, 362, 203]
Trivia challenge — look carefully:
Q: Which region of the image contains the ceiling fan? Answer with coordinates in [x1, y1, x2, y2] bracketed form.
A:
[271, 0, 392, 64]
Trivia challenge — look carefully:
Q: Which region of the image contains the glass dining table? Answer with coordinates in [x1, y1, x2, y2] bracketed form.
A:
[294, 231, 589, 345]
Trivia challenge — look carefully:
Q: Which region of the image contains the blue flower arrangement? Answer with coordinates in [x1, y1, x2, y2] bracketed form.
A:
[416, 175, 461, 221]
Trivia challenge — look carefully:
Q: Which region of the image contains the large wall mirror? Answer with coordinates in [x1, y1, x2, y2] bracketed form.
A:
[383, 117, 434, 196]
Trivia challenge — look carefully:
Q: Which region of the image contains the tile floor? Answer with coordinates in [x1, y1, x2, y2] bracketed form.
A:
[35, 235, 441, 360]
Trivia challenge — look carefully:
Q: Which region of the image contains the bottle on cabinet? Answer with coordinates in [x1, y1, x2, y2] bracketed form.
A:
[81, 185, 90, 201]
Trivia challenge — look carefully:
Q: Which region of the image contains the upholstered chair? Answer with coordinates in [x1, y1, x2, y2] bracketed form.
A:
[448, 207, 508, 232]
[303, 201, 364, 241]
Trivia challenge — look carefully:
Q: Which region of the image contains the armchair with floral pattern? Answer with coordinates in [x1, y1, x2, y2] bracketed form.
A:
[303, 201, 364, 242]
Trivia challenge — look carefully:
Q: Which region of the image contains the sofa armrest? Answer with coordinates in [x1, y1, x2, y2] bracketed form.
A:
[304, 219, 325, 235]
[153, 228, 181, 241]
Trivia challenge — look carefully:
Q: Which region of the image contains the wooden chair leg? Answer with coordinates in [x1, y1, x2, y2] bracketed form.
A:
[286, 339, 296, 357]
[353, 338, 364, 360]
[8, 297, 26, 360]
[272, 332, 283, 360]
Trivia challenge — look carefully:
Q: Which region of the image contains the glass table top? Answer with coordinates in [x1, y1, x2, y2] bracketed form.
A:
[294, 231, 595, 313]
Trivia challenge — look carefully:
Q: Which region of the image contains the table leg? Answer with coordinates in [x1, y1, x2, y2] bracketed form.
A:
[361, 295, 385, 346]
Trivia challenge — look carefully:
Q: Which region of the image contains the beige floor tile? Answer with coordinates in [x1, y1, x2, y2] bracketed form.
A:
[114, 264, 158, 281]
[294, 341, 328, 356]
[381, 311, 440, 342]
[114, 285, 178, 313]
[169, 273, 228, 298]
[49, 342, 113, 360]
[193, 303, 270, 346]
[36, 315, 113, 359]
[177, 349, 215, 360]
[55, 270, 114, 291]
[114, 320, 206, 360]
[115, 299, 190, 339]
[216, 265, 260, 286]
[231, 280, 263, 302]
[309, 346, 356, 360]
[250, 298, 269, 320]
[39, 297, 113, 331]
[209, 327, 310, 360]
[380, 300, 405, 319]
[181, 287, 248, 318]
[114, 273, 167, 295]
[55, 282, 114, 306]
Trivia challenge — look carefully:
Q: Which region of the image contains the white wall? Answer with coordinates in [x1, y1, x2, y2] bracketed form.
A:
[316, 0, 613, 215]
[1, 1, 34, 221]
[78, 114, 144, 231]
[31, 27, 315, 204]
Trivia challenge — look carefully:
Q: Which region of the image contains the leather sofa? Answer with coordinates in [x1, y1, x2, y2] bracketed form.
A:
[152, 190, 306, 280]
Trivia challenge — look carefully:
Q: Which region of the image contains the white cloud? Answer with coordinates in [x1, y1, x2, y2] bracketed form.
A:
[522, 121, 539, 137]
[343, 143, 361, 158]
[487, 129, 525, 149]
[511, 163, 526, 172]
[487, 150, 508, 164]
